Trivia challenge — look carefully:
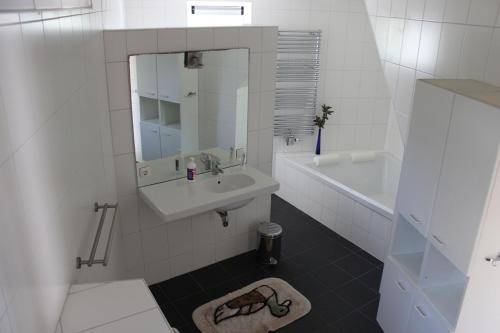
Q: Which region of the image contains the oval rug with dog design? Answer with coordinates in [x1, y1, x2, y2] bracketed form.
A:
[192, 278, 311, 333]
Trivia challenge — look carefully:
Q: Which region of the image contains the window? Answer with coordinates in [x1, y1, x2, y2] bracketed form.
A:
[187, 1, 252, 27]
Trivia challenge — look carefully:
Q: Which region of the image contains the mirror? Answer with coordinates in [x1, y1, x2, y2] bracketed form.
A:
[130, 48, 249, 186]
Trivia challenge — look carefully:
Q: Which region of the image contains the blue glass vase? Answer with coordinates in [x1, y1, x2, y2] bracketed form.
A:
[315, 128, 321, 155]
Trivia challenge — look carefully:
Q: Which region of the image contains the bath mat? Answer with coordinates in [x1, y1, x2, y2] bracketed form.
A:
[192, 278, 311, 333]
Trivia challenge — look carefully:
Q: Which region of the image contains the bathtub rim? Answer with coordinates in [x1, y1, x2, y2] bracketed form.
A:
[277, 152, 398, 220]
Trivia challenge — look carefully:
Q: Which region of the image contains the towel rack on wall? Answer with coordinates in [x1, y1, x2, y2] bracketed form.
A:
[76, 202, 119, 269]
[274, 30, 321, 145]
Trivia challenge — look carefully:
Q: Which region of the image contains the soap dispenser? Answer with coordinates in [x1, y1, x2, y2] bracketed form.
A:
[187, 157, 197, 182]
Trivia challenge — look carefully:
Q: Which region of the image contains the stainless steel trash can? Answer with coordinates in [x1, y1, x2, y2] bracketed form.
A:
[258, 222, 282, 265]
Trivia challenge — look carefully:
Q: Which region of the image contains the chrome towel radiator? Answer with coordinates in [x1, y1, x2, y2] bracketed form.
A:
[274, 30, 321, 145]
[77, 202, 118, 269]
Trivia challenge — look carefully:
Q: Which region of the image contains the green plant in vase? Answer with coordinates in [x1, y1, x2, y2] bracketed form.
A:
[314, 104, 334, 155]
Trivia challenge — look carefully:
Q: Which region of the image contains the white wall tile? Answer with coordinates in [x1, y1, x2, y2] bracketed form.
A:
[106, 62, 131, 111]
[214, 27, 239, 49]
[123, 232, 143, 271]
[459, 26, 493, 81]
[191, 213, 215, 245]
[144, 259, 171, 285]
[141, 225, 169, 263]
[444, 0, 471, 23]
[114, 153, 138, 196]
[170, 252, 193, 277]
[406, 0, 426, 19]
[110, 109, 134, 155]
[187, 28, 214, 50]
[400, 20, 422, 68]
[239, 27, 262, 52]
[126, 29, 158, 54]
[119, 194, 140, 235]
[423, 0, 446, 21]
[468, 0, 500, 26]
[158, 28, 187, 52]
[391, 0, 408, 18]
[104, 30, 127, 62]
[485, 29, 500, 86]
[394, 66, 416, 116]
[167, 218, 192, 256]
[435, 24, 466, 78]
[417, 22, 442, 74]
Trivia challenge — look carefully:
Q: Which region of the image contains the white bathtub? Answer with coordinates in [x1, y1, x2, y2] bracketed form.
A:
[274, 152, 402, 261]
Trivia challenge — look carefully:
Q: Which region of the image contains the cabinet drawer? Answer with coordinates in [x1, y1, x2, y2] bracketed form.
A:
[377, 257, 415, 333]
[407, 293, 451, 333]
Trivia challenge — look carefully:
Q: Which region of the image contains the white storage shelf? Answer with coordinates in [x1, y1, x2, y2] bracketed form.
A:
[423, 283, 466, 329]
[390, 215, 427, 284]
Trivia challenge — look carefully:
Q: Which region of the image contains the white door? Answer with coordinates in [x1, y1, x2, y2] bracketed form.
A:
[157, 54, 180, 103]
[141, 122, 161, 161]
[160, 127, 181, 158]
[430, 96, 500, 274]
[137, 55, 157, 98]
[396, 81, 454, 236]
[179, 55, 199, 153]
[377, 258, 415, 333]
[455, 147, 500, 333]
[407, 292, 451, 333]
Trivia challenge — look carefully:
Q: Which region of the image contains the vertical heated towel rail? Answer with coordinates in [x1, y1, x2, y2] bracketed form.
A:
[274, 30, 321, 145]
[77, 202, 118, 269]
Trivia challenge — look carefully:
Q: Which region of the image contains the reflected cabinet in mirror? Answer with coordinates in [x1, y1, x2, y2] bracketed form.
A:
[130, 48, 249, 186]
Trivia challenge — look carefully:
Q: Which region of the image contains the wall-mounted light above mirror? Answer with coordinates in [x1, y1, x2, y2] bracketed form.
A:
[130, 48, 249, 186]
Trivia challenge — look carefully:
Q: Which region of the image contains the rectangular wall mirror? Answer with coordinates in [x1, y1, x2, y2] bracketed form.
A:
[130, 48, 249, 186]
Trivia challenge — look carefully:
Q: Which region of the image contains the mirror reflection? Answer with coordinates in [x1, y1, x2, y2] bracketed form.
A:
[130, 48, 249, 186]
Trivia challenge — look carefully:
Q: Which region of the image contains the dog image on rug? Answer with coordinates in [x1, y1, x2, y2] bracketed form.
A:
[214, 285, 292, 324]
[193, 278, 311, 333]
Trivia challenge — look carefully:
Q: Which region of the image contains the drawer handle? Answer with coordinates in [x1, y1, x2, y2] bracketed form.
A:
[396, 281, 407, 292]
[409, 214, 422, 224]
[415, 305, 427, 318]
[432, 235, 445, 246]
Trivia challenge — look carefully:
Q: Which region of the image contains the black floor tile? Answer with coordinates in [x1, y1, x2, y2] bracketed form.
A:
[276, 311, 333, 333]
[189, 264, 229, 289]
[310, 263, 354, 291]
[333, 311, 383, 333]
[151, 195, 384, 332]
[173, 292, 211, 324]
[159, 274, 204, 302]
[288, 246, 334, 272]
[356, 249, 383, 267]
[219, 251, 262, 278]
[335, 254, 375, 278]
[334, 279, 378, 309]
[286, 274, 331, 301]
[149, 284, 168, 304]
[312, 290, 355, 325]
[159, 303, 186, 327]
[359, 268, 383, 292]
[360, 297, 380, 323]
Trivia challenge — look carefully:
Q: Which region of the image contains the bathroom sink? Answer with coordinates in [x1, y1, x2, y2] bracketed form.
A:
[203, 174, 256, 193]
[139, 165, 279, 223]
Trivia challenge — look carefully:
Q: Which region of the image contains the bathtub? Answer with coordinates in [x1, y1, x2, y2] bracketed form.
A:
[274, 152, 402, 261]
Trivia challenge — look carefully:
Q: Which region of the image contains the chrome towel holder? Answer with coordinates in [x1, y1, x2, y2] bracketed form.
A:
[76, 202, 119, 269]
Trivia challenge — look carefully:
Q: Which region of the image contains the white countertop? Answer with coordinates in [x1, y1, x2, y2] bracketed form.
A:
[61, 280, 173, 333]
[139, 165, 280, 223]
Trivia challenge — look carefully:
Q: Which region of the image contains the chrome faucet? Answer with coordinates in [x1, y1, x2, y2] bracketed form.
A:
[200, 153, 224, 175]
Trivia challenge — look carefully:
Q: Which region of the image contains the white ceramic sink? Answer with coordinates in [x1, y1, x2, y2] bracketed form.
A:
[203, 174, 256, 193]
[139, 165, 280, 223]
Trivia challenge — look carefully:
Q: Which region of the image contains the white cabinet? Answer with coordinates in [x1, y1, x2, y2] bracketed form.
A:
[140, 122, 161, 161]
[430, 95, 500, 274]
[380, 79, 500, 333]
[407, 293, 451, 333]
[378, 257, 415, 333]
[157, 54, 180, 103]
[137, 55, 157, 98]
[396, 81, 454, 236]
[160, 126, 181, 158]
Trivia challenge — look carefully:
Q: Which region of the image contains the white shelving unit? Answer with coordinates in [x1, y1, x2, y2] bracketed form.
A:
[378, 80, 500, 333]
